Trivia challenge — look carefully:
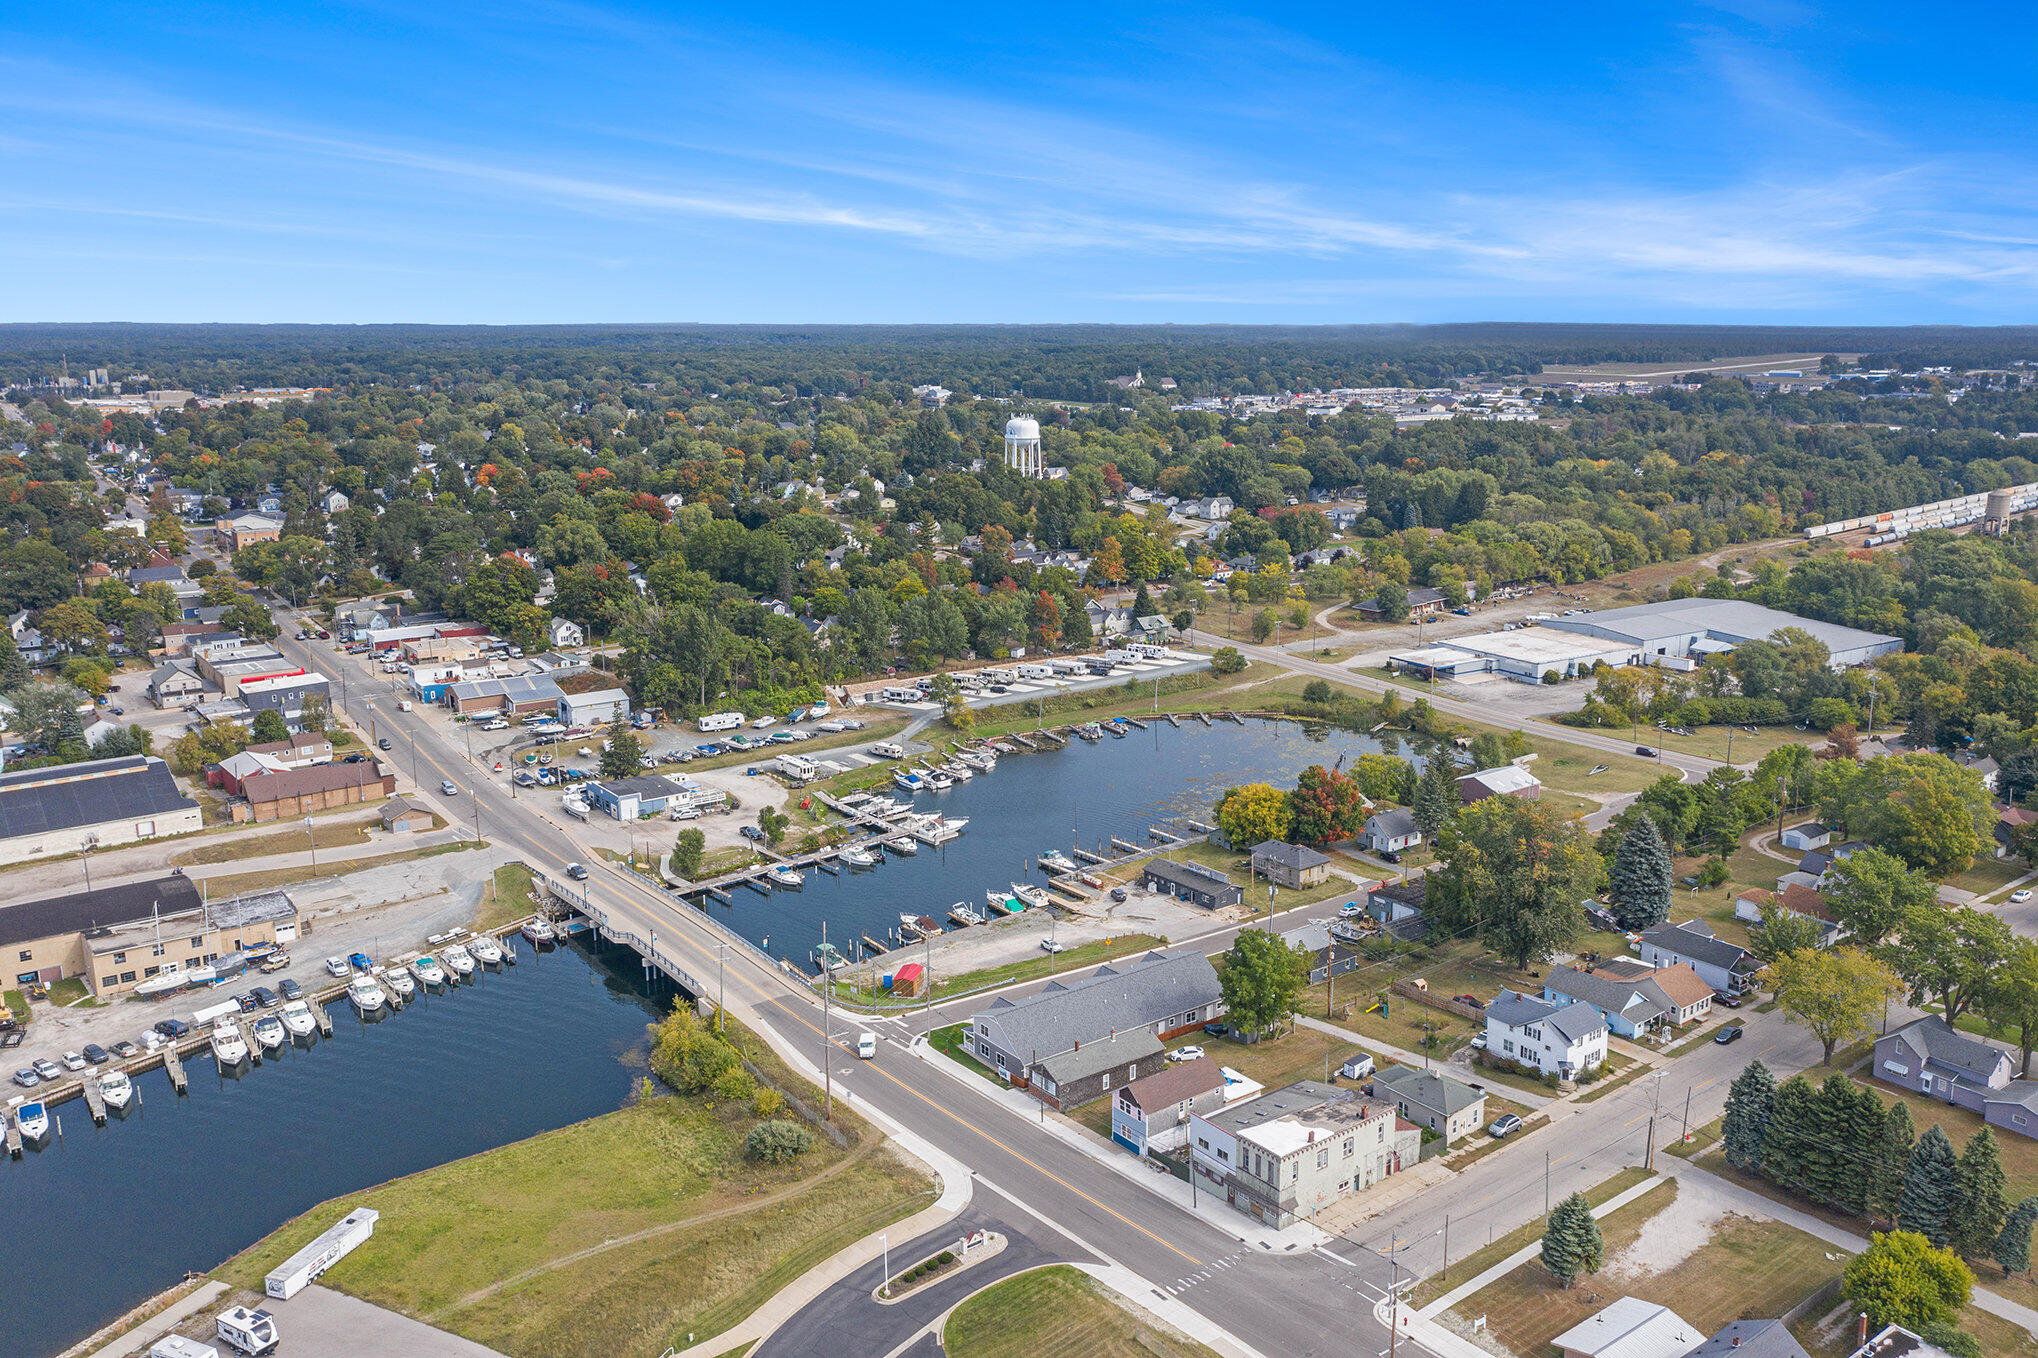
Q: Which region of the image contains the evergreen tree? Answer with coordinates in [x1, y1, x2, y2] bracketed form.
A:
[0, 630, 26, 691]
[1899, 1126, 1961, 1247]
[1952, 1127, 2010, 1260]
[1870, 1098, 1917, 1226]
[1540, 1192, 1604, 1289]
[1805, 1075, 1861, 1210]
[1994, 1196, 2038, 1276]
[1412, 755, 1459, 841]
[1722, 1060, 1775, 1173]
[1762, 1075, 1818, 1195]
[1843, 1081, 1889, 1218]
[1608, 812, 1673, 931]
[54, 700, 86, 752]
[1131, 581, 1154, 619]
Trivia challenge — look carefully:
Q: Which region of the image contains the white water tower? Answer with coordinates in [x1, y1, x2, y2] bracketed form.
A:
[1004, 416, 1043, 478]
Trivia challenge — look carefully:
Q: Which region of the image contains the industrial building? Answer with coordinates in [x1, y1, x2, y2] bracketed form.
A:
[0, 756, 204, 864]
[1389, 598, 1901, 683]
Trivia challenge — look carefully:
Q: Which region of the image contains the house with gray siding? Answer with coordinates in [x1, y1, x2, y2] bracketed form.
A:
[967, 950, 1223, 1087]
[1874, 1016, 2015, 1115]
[1371, 1066, 1486, 1145]
[1026, 1028, 1166, 1110]
[1638, 919, 1758, 995]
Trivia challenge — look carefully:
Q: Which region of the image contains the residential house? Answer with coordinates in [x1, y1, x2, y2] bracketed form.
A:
[1274, 920, 1364, 985]
[1188, 1081, 1417, 1228]
[1997, 806, 2037, 860]
[1639, 920, 1758, 995]
[1541, 961, 1713, 1039]
[1733, 883, 1841, 946]
[7, 610, 50, 665]
[243, 732, 333, 768]
[1355, 586, 1448, 621]
[1873, 1017, 2015, 1115]
[213, 512, 283, 552]
[1365, 877, 1428, 939]
[1026, 1028, 1168, 1111]
[1370, 1066, 1486, 1145]
[1786, 840, 1868, 890]
[0, 756, 203, 863]
[147, 659, 210, 708]
[319, 488, 349, 514]
[1485, 989, 1609, 1079]
[1552, 1298, 1701, 1358]
[1250, 840, 1332, 888]
[158, 622, 235, 656]
[966, 950, 1224, 1086]
[1360, 808, 1422, 853]
[1189, 495, 1233, 520]
[1779, 821, 1832, 852]
[547, 616, 585, 648]
[1455, 765, 1542, 804]
[1110, 1056, 1226, 1155]
[1140, 858, 1244, 909]
[1684, 1319, 1810, 1358]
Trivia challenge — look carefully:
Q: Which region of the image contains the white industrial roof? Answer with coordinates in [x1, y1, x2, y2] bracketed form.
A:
[1550, 1297, 1700, 1358]
[1430, 628, 1630, 665]
[1543, 599, 1899, 654]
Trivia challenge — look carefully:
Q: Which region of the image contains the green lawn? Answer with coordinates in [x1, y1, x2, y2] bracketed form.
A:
[930, 1023, 1008, 1088]
[1206, 1023, 1366, 1092]
[1410, 1166, 1653, 1305]
[479, 863, 539, 933]
[944, 1266, 1221, 1358]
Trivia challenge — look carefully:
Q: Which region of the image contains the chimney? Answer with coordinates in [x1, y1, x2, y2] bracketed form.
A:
[1732, 1340, 1741, 1350]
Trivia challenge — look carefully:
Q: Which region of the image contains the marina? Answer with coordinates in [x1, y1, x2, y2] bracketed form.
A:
[0, 930, 668, 1358]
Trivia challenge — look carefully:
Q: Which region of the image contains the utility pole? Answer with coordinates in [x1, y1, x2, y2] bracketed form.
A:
[304, 816, 317, 875]
[1545, 1152, 1551, 1215]
[822, 921, 833, 1121]
[1681, 1086, 1692, 1146]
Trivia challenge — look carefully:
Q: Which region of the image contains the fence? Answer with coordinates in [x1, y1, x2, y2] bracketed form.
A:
[1390, 979, 1487, 1022]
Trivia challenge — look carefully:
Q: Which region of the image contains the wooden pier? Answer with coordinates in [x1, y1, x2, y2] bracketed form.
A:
[861, 934, 889, 956]
[82, 1077, 106, 1125]
[1038, 729, 1067, 746]
[1219, 710, 1243, 723]
[1110, 836, 1140, 854]
[163, 1044, 189, 1095]
[1125, 716, 1149, 729]
[312, 1001, 334, 1037]
[1183, 819, 1216, 834]
[1192, 711, 1212, 725]
[4, 1108, 20, 1158]
[1009, 733, 1039, 750]
[1163, 712, 1182, 727]
[1073, 848, 1105, 864]
[1148, 826, 1182, 843]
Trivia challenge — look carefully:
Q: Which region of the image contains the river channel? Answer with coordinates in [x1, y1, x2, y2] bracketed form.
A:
[0, 940, 668, 1358]
[701, 718, 1438, 966]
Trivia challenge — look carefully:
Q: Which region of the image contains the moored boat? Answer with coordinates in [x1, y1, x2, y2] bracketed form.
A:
[211, 1018, 250, 1065]
[279, 1000, 317, 1039]
[841, 846, 881, 868]
[885, 835, 918, 856]
[947, 902, 984, 927]
[412, 954, 448, 987]
[442, 944, 477, 977]
[892, 770, 926, 794]
[382, 966, 416, 1000]
[769, 865, 806, 888]
[1012, 882, 1051, 909]
[252, 1015, 285, 1052]
[987, 888, 1024, 914]
[469, 933, 504, 965]
[97, 1070, 133, 1112]
[521, 918, 556, 946]
[346, 975, 386, 1014]
[15, 1099, 49, 1142]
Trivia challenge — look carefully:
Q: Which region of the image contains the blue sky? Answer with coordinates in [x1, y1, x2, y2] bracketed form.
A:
[3, 1, 2036, 324]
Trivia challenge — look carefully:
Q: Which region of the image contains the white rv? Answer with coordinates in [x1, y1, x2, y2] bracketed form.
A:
[215, 1305, 281, 1356]
[697, 711, 745, 733]
[1014, 663, 1053, 680]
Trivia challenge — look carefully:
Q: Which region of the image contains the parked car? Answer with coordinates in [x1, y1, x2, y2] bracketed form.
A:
[232, 991, 258, 1013]
[324, 956, 350, 978]
[1469, 1033, 1489, 1050]
[1488, 1114, 1524, 1138]
[739, 825, 766, 842]
[1040, 939, 1065, 953]
[1714, 991, 1742, 1009]
[82, 1044, 110, 1065]
[32, 1058, 62, 1081]
[1714, 1024, 1745, 1045]
[10, 1069, 36, 1088]
[1167, 1045, 1205, 1063]
[153, 1019, 191, 1040]
[1201, 1022, 1229, 1038]
[1453, 994, 1485, 1009]
[348, 952, 373, 971]
[1109, 887, 1128, 903]
[60, 1051, 86, 1072]
[1339, 901, 1364, 918]
[250, 986, 280, 1008]
[109, 1040, 139, 1060]
[2014, 889, 2034, 904]
[278, 979, 303, 1001]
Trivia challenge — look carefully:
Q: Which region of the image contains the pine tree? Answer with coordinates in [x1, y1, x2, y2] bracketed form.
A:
[1842, 1081, 1888, 1218]
[1412, 757, 1459, 841]
[1541, 1192, 1604, 1289]
[1869, 1098, 1916, 1226]
[1763, 1075, 1818, 1195]
[0, 630, 26, 691]
[1723, 1060, 1775, 1173]
[1804, 1075, 1858, 1210]
[1608, 812, 1673, 932]
[1899, 1125, 1961, 1247]
[1994, 1196, 2038, 1276]
[54, 700, 85, 752]
[1952, 1127, 2010, 1260]
[1131, 581, 1154, 619]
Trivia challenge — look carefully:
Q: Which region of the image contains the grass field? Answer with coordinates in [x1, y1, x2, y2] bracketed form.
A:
[1448, 1181, 1849, 1357]
[943, 1265, 1220, 1358]
[1411, 1166, 1653, 1306]
[1207, 1023, 1366, 1093]
[215, 1029, 933, 1358]
[479, 863, 539, 932]
[930, 1023, 1008, 1087]
[171, 816, 379, 865]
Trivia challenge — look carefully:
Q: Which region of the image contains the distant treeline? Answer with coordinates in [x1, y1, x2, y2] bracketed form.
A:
[6, 322, 2038, 403]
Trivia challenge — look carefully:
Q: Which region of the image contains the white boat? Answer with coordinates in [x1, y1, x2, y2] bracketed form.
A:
[98, 1070, 133, 1111]
[959, 750, 996, 772]
[770, 865, 806, 888]
[280, 1000, 317, 1038]
[252, 1015, 285, 1052]
[914, 816, 965, 846]
[924, 771, 954, 791]
[987, 887, 1024, 914]
[346, 975, 386, 1014]
[443, 944, 477, 976]
[1040, 851, 1076, 872]
[381, 966, 416, 999]
[947, 902, 984, 927]
[1012, 882, 1052, 909]
[899, 913, 932, 940]
[412, 954, 448, 987]
[892, 770, 926, 793]
[841, 847, 880, 868]
[185, 964, 219, 986]
[469, 933, 504, 965]
[211, 1019, 250, 1065]
[521, 919, 556, 945]
[885, 835, 918, 856]
[14, 1100, 49, 1142]
[939, 761, 972, 781]
[133, 971, 188, 998]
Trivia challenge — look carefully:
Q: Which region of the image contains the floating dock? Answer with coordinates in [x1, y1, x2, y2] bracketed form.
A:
[163, 1045, 189, 1095]
[1163, 713, 1181, 727]
[1125, 716, 1149, 729]
[1192, 711, 1212, 726]
[861, 934, 889, 956]
[4, 1109, 20, 1158]
[1219, 710, 1243, 723]
[1009, 733, 1039, 750]
[82, 1078, 106, 1126]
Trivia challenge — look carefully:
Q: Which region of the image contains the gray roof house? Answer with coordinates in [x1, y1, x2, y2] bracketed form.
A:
[1875, 1017, 2017, 1119]
[966, 951, 1224, 1084]
[1371, 1066, 1486, 1145]
[1541, 965, 1675, 1039]
[1682, 1320, 1810, 1358]
[1361, 808, 1422, 853]
[1026, 1028, 1167, 1111]
[1485, 989, 1609, 1079]
[1250, 839, 1333, 888]
[1639, 920, 1758, 994]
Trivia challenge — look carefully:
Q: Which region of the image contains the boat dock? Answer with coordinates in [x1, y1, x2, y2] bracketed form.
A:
[163, 1045, 189, 1095]
[1192, 710, 1212, 725]
[1148, 826, 1183, 843]
[1163, 713, 1181, 727]
[1073, 848, 1105, 864]
[82, 1078, 106, 1125]
[1219, 710, 1243, 723]
[861, 934, 889, 955]
[312, 1001, 334, 1037]
[1008, 733, 1039, 750]
[4, 1108, 20, 1158]
[1125, 716, 1149, 729]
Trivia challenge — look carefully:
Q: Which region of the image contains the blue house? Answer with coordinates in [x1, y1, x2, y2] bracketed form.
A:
[583, 774, 679, 820]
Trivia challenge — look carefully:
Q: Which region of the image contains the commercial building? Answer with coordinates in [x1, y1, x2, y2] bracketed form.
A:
[967, 950, 1224, 1086]
[1388, 628, 1635, 683]
[1541, 598, 1903, 669]
[1456, 764, 1541, 803]
[1140, 858, 1243, 909]
[232, 761, 395, 823]
[214, 512, 284, 551]
[447, 675, 566, 716]
[558, 687, 631, 727]
[379, 797, 434, 833]
[583, 774, 679, 820]
[2, 875, 299, 998]
[237, 671, 330, 728]
[5, 875, 204, 988]
[1370, 1066, 1486, 1145]
[0, 756, 203, 864]
[1188, 1081, 1418, 1228]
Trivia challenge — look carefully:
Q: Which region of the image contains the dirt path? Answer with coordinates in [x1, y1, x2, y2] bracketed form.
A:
[424, 1133, 880, 1321]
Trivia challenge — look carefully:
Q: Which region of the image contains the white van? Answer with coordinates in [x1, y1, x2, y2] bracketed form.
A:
[697, 711, 744, 733]
[856, 1031, 878, 1059]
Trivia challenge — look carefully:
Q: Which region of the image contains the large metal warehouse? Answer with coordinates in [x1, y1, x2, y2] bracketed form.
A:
[1540, 599, 1902, 668]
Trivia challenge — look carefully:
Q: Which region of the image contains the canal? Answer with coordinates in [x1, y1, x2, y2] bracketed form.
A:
[0, 939, 667, 1358]
[700, 718, 1439, 966]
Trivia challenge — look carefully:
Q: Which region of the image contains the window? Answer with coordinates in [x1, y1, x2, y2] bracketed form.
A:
[1343, 1139, 1354, 1158]
[190, 936, 203, 947]
[112, 951, 126, 964]
[120, 971, 135, 983]
[151, 943, 165, 957]
[1316, 1148, 1329, 1169]
[101, 975, 117, 988]
[16, 950, 28, 963]
[2016, 1115, 2029, 1127]
[144, 966, 159, 978]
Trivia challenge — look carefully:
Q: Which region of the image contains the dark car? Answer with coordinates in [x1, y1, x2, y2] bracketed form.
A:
[1109, 887, 1127, 903]
[1714, 1024, 1745, 1044]
[1635, 745, 1657, 757]
[1714, 991, 1742, 1009]
[82, 1043, 110, 1065]
[1202, 1022, 1229, 1038]
[1453, 994, 1485, 1009]
[234, 991, 260, 1013]
[1380, 850, 1401, 864]
[378, 737, 393, 750]
[153, 1019, 191, 1040]
[566, 862, 590, 880]
[739, 824, 766, 841]
[110, 1040, 139, 1059]
[342, 753, 366, 763]
[250, 986, 280, 1008]
[279, 979, 303, 1001]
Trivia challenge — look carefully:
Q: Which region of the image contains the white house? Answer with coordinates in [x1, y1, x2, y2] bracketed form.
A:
[319, 488, 350, 514]
[1484, 989, 1608, 1080]
[1360, 808, 1422, 853]
[548, 617, 585, 649]
[1553, 1298, 1701, 1358]
[1779, 821, 1831, 852]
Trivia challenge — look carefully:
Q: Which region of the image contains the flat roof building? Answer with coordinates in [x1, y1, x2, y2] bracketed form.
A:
[1543, 599, 1902, 668]
[0, 756, 203, 864]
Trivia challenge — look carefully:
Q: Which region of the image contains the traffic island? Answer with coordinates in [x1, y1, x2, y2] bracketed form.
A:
[873, 1230, 1006, 1304]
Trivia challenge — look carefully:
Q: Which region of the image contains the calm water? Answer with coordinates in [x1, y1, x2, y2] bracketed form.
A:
[701, 719, 1437, 967]
[0, 939, 670, 1358]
